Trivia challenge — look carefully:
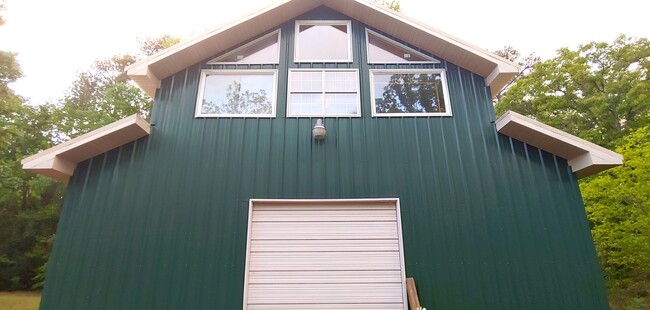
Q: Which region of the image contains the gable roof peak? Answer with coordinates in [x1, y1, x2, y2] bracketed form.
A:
[127, 0, 518, 98]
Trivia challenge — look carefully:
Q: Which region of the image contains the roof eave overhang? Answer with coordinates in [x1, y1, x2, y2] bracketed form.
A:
[496, 110, 623, 179]
[126, 0, 519, 98]
[21, 114, 151, 182]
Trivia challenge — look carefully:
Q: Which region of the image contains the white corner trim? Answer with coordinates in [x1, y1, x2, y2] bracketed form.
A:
[496, 110, 622, 178]
[21, 114, 151, 182]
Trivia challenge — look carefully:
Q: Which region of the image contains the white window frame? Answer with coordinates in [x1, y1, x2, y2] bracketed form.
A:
[294, 20, 353, 63]
[365, 29, 440, 64]
[287, 68, 362, 117]
[207, 30, 281, 65]
[242, 198, 408, 310]
[370, 69, 453, 117]
[195, 69, 278, 118]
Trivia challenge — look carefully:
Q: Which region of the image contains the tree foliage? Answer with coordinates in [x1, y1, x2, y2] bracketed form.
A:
[0, 27, 64, 290]
[497, 36, 650, 309]
[138, 35, 181, 57]
[496, 35, 650, 148]
[492, 46, 540, 103]
[581, 127, 650, 308]
[54, 54, 152, 139]
[0, 33, 177, 291]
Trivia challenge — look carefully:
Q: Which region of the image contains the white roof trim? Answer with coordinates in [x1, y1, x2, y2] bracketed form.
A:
[496, 110, 623, 178]
[21, 114, 151, 182]
[127, 0, 518, 99]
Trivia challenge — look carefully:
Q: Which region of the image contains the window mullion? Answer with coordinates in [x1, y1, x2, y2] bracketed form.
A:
[321, 71, 327, 115]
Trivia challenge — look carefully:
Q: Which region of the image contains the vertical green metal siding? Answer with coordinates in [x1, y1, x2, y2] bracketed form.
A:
[40, 6, 608, 309]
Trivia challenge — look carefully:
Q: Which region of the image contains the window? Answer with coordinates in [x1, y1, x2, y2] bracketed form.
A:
[366, 29, 439, 64]
[195, 70, 277, 117]
[294, 20, 352, 62]
[288, 69, 360, 117]
[370, 69, 451, 116]
[208, 30, 280, 64]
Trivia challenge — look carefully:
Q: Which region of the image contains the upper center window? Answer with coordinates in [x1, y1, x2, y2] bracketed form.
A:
[294, 20, 352, 62]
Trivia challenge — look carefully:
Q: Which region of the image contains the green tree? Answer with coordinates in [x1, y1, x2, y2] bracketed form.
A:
[55, 35, 179, 138]
[492, 46, 540, 103]
[54, 54, 151, 138]
[496, 35, 650, 309]
[496, 35, 650, 148]
[0, 30, 179, 291]
[581, 127, 650, 309]
[138, 35, 181, 57]
[0, 27, 64, 290]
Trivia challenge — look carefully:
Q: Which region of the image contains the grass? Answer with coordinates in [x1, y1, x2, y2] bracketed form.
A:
[0, 292, 41, 310]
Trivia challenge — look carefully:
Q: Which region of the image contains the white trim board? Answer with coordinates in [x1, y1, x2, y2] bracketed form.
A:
[21, 114, 151, 182]
[126, 0, 518, 98]
[496, 110, 623, 178]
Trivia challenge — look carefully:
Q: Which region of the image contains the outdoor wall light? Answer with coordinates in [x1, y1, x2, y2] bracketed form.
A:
[312, 118, 326, 140]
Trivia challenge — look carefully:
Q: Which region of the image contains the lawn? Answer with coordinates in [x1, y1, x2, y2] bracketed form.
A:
[0, 292, 41, 310]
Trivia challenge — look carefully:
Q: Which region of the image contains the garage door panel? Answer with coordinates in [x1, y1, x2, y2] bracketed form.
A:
[247, 283, 405, 304]
[247, 304, 404, 310]
[251, 203, 395, 211]
[251, 222, 398, 240]
[253, 209, 398, 222]
[250, 239, 400, 252]
[249, 251, 401, 271]
[248, 270, 402, 284]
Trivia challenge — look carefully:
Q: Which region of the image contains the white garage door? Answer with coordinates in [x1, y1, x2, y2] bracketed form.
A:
[243, 199, 407, 310]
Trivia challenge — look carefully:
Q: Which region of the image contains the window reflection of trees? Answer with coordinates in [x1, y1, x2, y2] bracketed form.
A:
[201, 81, 272, 115]
[375, 74, 446, 113]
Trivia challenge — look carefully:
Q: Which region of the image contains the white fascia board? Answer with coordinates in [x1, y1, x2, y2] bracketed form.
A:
[496, 110, 623, 178]
[351, 0, 520, 72]
[21, 114, 151, 182]
[126, 0, 294, 97]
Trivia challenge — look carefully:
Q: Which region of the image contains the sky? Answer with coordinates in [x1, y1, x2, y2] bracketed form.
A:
[1, 0, 649, 105]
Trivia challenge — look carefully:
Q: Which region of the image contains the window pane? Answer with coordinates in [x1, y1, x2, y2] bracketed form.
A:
[212, 33, 279, 64]
[290, 94, 323, 115]
[290, 71, 322, 92]
[325, 94, 358, 115]
[200, 74, 274, 115]
[324, 71, 357, 92]
[297, 23, 349, 61]
[373, 73, 447, 114]
[367, 33, 430, 63]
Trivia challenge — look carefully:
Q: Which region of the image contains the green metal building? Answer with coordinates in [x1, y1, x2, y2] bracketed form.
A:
[23, 0, 623, 309]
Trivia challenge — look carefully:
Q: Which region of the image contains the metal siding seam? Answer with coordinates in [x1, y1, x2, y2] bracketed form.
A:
[492, 133, 535, 308]
[508, 137, 540, 308]
[467, 71, 509, 308]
